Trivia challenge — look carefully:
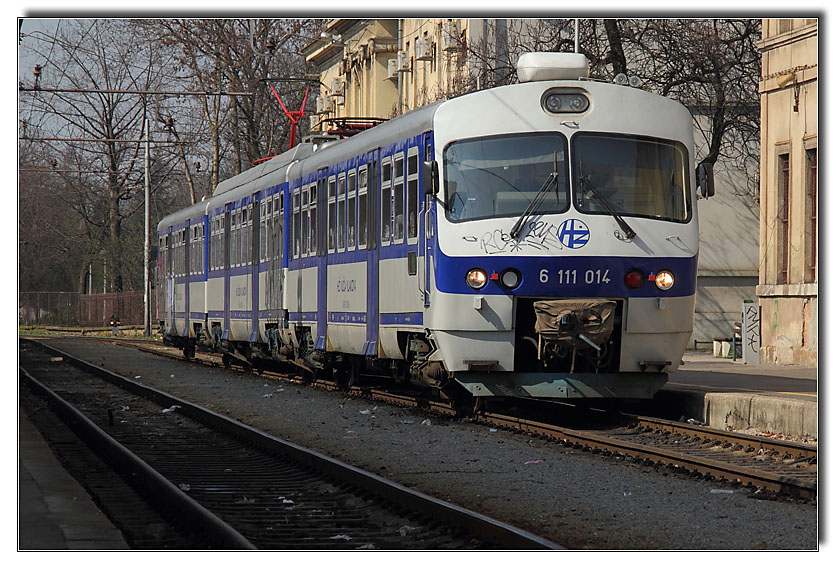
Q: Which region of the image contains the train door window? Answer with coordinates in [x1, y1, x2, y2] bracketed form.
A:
[309, 183, 318, 256]
[222, 212, 229, 270]
[199, 223, 205, 274]
[274, 195, 283, 261]
[293, 188, 301, 259]
[381, 157, 392, 245]
[337, 173, 346, 252]
[191, 226, 197, 275]
[246, 204, 253, 265]
[241, 208, 247, 265]
[301, 186, 309, 257]
[347, 169, 357, 250]
[260, 202, 266, 263]
[328, 177, 337, 253]
[407, 147, 419, 242]
[233, 209, 240, 267]
[358, 165, 368, 249]
[393, 153, 405, 243]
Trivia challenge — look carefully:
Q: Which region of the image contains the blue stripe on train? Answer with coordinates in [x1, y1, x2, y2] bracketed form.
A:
[434, 249, 698, 298]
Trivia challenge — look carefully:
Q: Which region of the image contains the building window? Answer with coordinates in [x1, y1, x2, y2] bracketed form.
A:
[777, 152, 790, 284]
[805, 148, 817, 283]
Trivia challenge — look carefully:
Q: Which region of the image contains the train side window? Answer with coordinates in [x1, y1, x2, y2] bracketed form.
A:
[381, 157, 392, 245]
[407, 148, 419, 241]
[309, 183, 318, 255]
[358, 165, 368, 249]
[347, 169, 357, 250]
[393, 153, 405, 243]
[328, 177, 337, 253]
[337, 173, 346, 252]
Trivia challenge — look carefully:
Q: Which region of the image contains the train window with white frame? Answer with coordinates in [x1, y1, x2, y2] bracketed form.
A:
[358, 165, 368, 249]
[381, 157, 392, 245]
[347, 169, 357, 250]
[337, 173, 346, 252]
[407, 148, 419, 241]
[393, 153, 405, 243]
[328, 177, 337, 253]
[309, 183, 318, 256]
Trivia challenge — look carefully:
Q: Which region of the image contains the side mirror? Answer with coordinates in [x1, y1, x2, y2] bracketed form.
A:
[422, 160, 439, 196]
[696, 161, 715, 199]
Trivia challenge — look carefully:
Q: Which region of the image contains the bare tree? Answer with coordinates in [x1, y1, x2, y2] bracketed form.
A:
[20, 19, 177, 291]
[461, 18, 761, 203]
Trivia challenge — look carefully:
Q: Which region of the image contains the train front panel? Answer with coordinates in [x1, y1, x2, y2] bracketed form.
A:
[424, 71, 699, 399]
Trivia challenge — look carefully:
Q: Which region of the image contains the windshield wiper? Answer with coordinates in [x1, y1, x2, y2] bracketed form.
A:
[578, 175, 637, 240]
[509, 155, 560, 239]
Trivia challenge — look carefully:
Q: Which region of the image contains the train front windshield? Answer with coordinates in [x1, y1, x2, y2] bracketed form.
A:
[442, 131, 690, 224]
[573, 133, 691, 223]
[443, 133, 570, 222]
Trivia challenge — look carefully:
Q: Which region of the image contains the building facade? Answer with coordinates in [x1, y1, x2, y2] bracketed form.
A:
[756, 18, 818, 366]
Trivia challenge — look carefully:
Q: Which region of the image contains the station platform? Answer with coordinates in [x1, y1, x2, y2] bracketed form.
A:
[653, 350, 818, 440]
[18, 405, 128, 550]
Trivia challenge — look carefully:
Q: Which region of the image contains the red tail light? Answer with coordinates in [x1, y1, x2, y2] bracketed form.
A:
[624, 269, 644, 289]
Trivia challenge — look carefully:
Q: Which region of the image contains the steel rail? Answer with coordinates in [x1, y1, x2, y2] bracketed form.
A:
[23, 338, 563, 550]
[46, 337, 817, 499]
[19, 367, 257, 549]
[479, 411, 816, 500]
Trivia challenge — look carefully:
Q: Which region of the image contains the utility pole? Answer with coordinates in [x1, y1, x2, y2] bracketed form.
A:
[144, 111, 152, 337]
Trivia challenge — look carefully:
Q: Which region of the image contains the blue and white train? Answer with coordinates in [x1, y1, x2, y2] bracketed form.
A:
[156, 52, 714, 403]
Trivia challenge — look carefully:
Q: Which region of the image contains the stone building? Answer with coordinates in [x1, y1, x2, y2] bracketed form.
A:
[756, 18, 818, 366]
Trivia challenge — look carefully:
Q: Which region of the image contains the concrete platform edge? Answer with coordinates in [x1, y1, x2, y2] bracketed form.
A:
[657, 390, 817, 439]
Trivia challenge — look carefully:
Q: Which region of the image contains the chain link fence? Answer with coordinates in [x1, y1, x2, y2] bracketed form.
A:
[19, 291, 154, 328]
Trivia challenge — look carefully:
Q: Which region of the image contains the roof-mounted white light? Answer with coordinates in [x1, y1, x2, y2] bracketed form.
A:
[516, 52, 589, 83]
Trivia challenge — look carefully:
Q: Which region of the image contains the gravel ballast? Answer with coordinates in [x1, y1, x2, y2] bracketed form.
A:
[28, 338, 817, 550]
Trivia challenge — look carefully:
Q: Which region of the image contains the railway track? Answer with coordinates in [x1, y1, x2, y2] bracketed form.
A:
[19, 339, 560, 550]
[26, 336, 818, 502]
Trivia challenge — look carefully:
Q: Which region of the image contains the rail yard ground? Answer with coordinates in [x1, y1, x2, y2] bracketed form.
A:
[20, 337, 817, 550]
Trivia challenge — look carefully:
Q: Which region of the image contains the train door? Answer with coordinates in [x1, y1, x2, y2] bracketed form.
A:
[165, 230, 174, 334]
[250, 193, 259, 342]
[363, 156, 379, 356]
[223, 205, 231, 340]
[316, 172, 328, 351]
[404, 145, 422, 311]
[184, 221, 190, 336]
[422, 134, 434, 308]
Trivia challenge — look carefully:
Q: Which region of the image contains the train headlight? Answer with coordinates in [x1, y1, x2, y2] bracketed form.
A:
[499, 268, 521, 289]
[466, 268, 489, 290]
[568, 95, 588, 111]
[655, 270, 675, 291]
[542, 90, 590, 114]
[624, 269, 644, 289]
[544, 93, 563, 113]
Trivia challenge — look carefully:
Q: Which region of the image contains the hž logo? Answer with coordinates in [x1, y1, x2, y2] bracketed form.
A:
[557, 219, 590, 249]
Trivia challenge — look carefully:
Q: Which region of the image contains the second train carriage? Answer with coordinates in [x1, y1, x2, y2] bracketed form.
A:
[157, 52, 714, 402]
